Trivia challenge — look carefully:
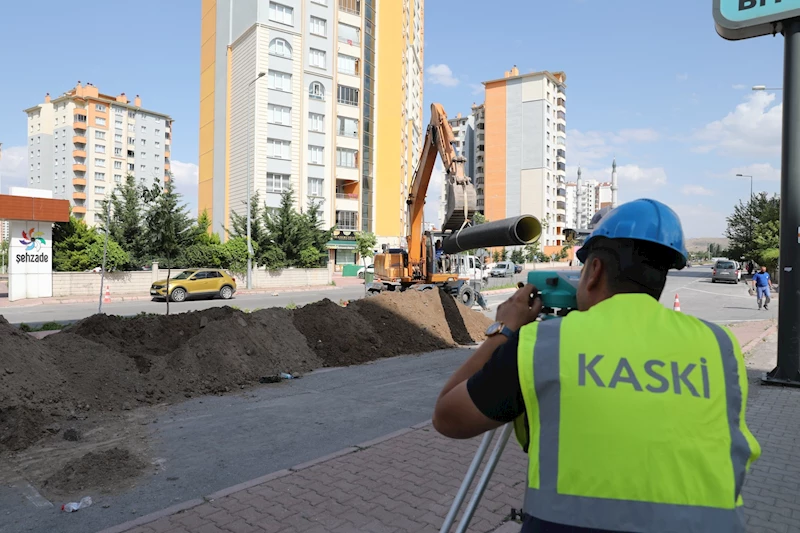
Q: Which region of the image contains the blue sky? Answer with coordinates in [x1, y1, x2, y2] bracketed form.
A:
[0, 0, 786, 238]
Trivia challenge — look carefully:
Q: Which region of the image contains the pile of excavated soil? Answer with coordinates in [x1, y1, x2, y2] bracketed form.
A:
[42, 447, 147, 496]
[0, 289, 492, 453]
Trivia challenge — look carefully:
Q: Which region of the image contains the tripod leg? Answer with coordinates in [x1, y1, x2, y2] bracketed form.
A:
[454, 423, 514, 533]
[439, 428, 497, 533]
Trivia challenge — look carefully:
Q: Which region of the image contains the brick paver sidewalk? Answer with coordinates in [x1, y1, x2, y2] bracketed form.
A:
[103, 320, 797, 533]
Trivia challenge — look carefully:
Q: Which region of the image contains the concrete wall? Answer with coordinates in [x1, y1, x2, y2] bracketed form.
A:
[51, 266, 331, 297]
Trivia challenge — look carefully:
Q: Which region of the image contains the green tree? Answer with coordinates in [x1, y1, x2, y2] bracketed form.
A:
[725, 192, 780, 263]
[53, 216, 129, 272]
[0, 239, 9, 274]
[525, 241, 547, 263]
[296, 200, 332, 268]
[141, 176, 195, 265]
[355, 231, 377, 293]
[228, 191, 266, 246]
[195, 209, 221, 246]
[510, 248, 525, 264]
[473, 212, 487, 225]
[97, 174, 146, 267]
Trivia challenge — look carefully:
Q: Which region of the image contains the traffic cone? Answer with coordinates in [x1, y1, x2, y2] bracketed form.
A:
[673, 293, 681, 312]
[104, 286, 111, 304]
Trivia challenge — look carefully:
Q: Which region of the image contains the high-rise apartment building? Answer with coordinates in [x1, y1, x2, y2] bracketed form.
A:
[437, 111, 475, 227]
[199, 0, 424, 263]
[24, 83, 174, 225]
[472, 103, 486, 212]
[564, 165, 617, 230]
[482, 66, 567, 247]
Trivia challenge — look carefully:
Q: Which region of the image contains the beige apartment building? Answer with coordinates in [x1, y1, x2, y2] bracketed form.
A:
[199, 0, 425, 262]
[24, 83, 174, 225]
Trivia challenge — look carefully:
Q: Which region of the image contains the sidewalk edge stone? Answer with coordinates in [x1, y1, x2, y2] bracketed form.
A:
[355, 428, 414, 449]
[95, 498, 205, 533]
[289, 446, 359, 471]
[743, 324, 778, 354]
[411, 419, 432, 430]
[206, 469, 292, 500]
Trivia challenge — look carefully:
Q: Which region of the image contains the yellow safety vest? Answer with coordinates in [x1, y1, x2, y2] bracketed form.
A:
[513, 293, 761, 532]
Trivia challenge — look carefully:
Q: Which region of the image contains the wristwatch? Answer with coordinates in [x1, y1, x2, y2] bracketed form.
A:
[485, 321, 515, 339]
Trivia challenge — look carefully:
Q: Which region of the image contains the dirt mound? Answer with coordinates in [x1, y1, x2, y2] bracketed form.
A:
[292, 299, 382, 367]
[42, 447, 146, 495]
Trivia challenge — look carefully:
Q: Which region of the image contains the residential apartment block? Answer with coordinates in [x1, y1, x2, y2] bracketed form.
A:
[24, 83, 174, 225]
[438, 111, 475, 227]
[564, 162, 617, 230]
[199, 0, 424, 265]
[482, 66, 567, 248]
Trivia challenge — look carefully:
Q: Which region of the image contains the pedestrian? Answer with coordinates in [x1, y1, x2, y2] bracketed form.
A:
[751, 265, 774, 310]
[432, 198, 760, 533]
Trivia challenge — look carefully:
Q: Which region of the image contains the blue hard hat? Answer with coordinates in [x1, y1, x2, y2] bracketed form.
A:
[576, 199, 688, 270]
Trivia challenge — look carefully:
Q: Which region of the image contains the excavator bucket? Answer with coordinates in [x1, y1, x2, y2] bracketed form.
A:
[443, 180, 478, 231]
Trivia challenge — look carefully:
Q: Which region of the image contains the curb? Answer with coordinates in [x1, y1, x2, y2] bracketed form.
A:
[742, 324, 778, 355]
[96, 419, 435, 533]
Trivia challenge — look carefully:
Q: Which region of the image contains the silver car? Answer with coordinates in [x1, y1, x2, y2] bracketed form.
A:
[712, 260, 739, 284]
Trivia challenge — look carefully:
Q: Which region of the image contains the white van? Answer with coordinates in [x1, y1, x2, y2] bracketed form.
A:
[491, 262, 515, 278]
[451, 255, 488, 285]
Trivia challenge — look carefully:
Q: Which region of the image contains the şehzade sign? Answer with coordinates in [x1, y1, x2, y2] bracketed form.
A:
[8, 221, 54, 300]
[714, 0, 800, 40]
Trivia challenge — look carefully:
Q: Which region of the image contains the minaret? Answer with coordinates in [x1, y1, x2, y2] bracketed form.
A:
[611, 157, 619, 209]
[576, 166, 583, 229]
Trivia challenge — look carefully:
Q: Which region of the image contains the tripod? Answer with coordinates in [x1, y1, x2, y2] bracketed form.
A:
[439, 423, 514, 533]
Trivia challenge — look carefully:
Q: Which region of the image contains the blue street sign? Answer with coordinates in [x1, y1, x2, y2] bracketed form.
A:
[714, 0, 800, 40]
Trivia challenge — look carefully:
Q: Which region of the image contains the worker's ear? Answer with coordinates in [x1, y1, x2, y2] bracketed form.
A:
[584, 256, 605, 293]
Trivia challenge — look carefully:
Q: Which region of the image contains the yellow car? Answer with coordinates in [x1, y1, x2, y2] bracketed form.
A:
[150, 269, 237, 302]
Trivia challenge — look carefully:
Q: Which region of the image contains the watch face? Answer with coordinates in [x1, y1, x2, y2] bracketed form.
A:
[485, 322, 501, 336]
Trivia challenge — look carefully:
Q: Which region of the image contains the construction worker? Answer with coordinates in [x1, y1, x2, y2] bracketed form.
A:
[432, 198, 761, 533]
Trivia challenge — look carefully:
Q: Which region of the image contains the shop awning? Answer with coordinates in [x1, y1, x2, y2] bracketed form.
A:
[327, 240, 357, 250]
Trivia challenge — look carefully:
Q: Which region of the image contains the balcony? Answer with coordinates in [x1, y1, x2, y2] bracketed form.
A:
[73, 134, 87, 144]
[556, 201, 566, 210]
[72, 149, 87, 158]
[557, 111, 566, 121]
[557, 149, 566, 159]
[73, 120, 87, 131]
[335, 192, 359, 211]
[557, 98, 566, 108]
[73, 163, 87, 172]
[557, 188, 567, 197]
[336, 166, 359, 183]
[73, 191, 86, 200]
[73, 177, 86, 186]
[338, 0, 360, 15]
[72, 205, 87, 214]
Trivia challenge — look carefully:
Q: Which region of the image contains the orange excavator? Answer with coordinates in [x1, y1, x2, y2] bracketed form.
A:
[369, 103, 540, 305]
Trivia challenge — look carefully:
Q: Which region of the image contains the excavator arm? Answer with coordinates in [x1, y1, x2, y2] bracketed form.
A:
[406, 103, 477, 272]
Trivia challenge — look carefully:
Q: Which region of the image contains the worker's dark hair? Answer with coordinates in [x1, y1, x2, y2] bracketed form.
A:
[584, 237, 672, 300]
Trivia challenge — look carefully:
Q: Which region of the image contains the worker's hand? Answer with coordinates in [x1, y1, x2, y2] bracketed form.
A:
[495, 283, 542, 331]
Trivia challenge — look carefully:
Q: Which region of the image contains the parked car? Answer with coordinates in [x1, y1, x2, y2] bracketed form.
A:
[711, 260, 740, 284]
[514, 264, 523, 274]
[491, 262, 515, 278]
[150, 268, 237, 302]
[357, 264, 374, 279]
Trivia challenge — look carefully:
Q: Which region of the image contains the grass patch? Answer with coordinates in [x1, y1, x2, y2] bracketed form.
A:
[285, 302, 297, 310]
[19, 321, 64, 332]
[483, 283, 518, 292]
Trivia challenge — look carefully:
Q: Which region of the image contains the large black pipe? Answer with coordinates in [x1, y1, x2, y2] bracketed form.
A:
[441, 215, 542, 254]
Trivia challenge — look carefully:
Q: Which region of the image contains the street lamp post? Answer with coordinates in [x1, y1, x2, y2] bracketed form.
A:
[246, 72, 266, 290]
[752, 85, 784, 91]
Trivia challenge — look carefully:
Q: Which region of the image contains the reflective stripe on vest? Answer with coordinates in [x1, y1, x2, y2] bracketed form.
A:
[518, 314, 754, 533]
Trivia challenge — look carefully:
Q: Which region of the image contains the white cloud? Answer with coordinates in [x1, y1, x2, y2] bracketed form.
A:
[169, 160, 199, 217]
[677, 73, 689, 82]
[672, 203, 729, 239]
[571, 164, 667, 189]
[469, 83, 483, 96]
[728, 162, 781, 182]
[568, 128, 659, 166]
[0, 145, 29, 193]
[732, 84, 746, 90]
[692, 91, 782, 156]
[426, 64, 460, 87]
[681, 184, 714, 196]
[424, 161, 445, 227]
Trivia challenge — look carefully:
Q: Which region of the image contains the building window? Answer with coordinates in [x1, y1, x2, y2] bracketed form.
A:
[266, 173, 291, 193]
[310, 16, 327, 36]
[155, 141, 161, 148]
[95, 104, 106, 112]
[309, 113, 324, 132]
[141, 125, 147, 132]
[95, 186, 106, 194]
[337, 85, 359, 106]
[336, 148, 357, 168]
[308, 145, 324, 165]
[268, 104, 292, 125]
[95, 172, 106, 181]
[337, 116, 358, 137]
[308, 177, 323, 197]
[141, 139, 147, 146]
[309, 48, 326, 69]
[269, 2, 293, 25]
[115, 133, 123, 142]
[128, 163, 135, 171]
[309, 82, 324, 100]
[269, 38, 292, 58]
[114, 174, 122, 183]
[114, 147, 122, 156]
[155, 166, 160, 174]
[128, 137, 135, 145]
[128, 111, 136, 118]
[338, 22, 360, 45]
[114, 106, 124, 115]
[128, 123, 135, 132]
[267, 138, 291, 160]
[268, 70, 292, 92]
[95, 158, 106, 166]
[336, 210, 358, 230]
[95, 117, 106, 126]
[337, 54, 358, 75]
[154, 153, 160, 160]
[140, 165, 146, 171]
[95, 144, 106, 154]
[114, 161, 122, 169]
[95, 131, 106, 140]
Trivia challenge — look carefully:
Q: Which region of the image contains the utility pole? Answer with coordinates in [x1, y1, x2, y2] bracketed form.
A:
[246, 72, 266, 290]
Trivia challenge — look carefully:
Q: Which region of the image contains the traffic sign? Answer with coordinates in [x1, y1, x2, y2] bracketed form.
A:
[714, 0, 800, 40]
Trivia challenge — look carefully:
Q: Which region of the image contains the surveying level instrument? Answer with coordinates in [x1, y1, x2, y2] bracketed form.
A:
[439, 271, 580, 533]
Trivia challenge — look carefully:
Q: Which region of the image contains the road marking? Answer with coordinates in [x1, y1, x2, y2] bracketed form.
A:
[681, 286, 754, 300]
